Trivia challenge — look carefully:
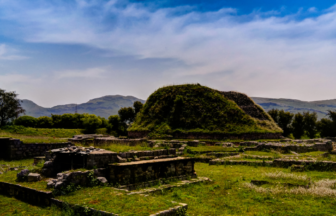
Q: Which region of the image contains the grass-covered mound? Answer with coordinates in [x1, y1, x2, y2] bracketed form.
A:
[129, 84, 281, 135]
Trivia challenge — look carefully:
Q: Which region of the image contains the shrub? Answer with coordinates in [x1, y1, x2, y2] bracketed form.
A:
[36, 116, 53, 128]
[14, 116, 37, 127]
[81, 114, 102, 133]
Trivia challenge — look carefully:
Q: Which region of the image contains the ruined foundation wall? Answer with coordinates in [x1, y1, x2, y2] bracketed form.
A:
[0, 138, 71, 160]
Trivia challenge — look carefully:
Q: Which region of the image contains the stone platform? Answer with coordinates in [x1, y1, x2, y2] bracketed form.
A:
[108, 157, 196, 186]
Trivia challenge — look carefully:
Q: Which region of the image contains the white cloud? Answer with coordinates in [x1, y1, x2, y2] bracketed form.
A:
[56, 67, 107, 79]
[0, 44, 27, 60]
[0, 1, 336, 102]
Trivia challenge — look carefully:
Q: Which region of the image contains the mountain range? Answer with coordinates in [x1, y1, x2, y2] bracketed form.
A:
[21, 95, 145, 119]
[21, 95, 336, 120]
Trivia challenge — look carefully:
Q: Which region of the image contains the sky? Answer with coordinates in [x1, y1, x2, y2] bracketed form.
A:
[1, 0, 336, 107]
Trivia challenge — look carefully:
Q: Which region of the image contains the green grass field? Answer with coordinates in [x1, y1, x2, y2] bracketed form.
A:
[0, 126, 82, 143]
[0, 195, 62, 216]
[0, 159, 50, 191]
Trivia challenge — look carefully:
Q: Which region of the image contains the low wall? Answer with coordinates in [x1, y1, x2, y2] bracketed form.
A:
[94, 138, 147, 146]
[0, 182, 52, 206]
[128, 131, 283, 140]
[244, 142, 333, 153]
[108, 157, 195, 185]
[0, 138, 72, 160]
[128, 131, 149, 138]
[43, 148, 177, 176]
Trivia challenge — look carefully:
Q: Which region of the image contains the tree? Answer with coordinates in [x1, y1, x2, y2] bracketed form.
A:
[14, 116, 37, 127]
[107, 115, 127, 136]
[0, 89, 25, 126]
[268, 109, 279, 123]
[81, 114, 102, 133]
[303, 111, 318, 138]
[118, 107, 135, 124]
[277, 110, 294, 137]
[317, 118, 335, 137]
[291, 113, 305, 139]
[36, 116, 53, 128]
[133, 101, 144, 115]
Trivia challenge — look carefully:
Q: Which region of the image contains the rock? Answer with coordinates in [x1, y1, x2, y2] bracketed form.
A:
[97, 177, 108, 184]
[0, 172, 3, 175]
[179, 147, 185, 151]
[57, 173, 64, 179]
[154, 156, 158, 159]
[28, 173, 41, 182]
[43, 161, 53, 168]
[17, 169, 30, 180]
[47, 181, 56, 188]
[154, 145, 159, 148]
[55, 181, 64, 189]
[135, 158, 141, 161]
[117, 155, 127, 163]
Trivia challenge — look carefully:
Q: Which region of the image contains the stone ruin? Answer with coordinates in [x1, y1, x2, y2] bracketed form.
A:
[243, 139, 334, 153]
[41, 145, 196, 190]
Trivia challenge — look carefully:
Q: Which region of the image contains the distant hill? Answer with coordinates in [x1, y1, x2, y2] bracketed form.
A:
[252, 97, 336, 120]
[20, 94, 336, 120]
[21, 95, 145, 119]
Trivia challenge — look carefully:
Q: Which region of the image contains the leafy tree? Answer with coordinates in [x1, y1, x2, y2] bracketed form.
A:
[107, 115, 127, 136]
[267, 109, 279, 123]
[133, 101, 144, 115]
[277, 110, 294, 137]
[14, 116, 37, 127]
[51, 114, 63, 128]
[36, 116, 53, 128]
[291, 113, 305, 139]
[303, 111, 318, 138]
[81, 114, 102, 133]
[118, 107, 135, 124]
[0, 89, 25, 126]
[317, 118, 335, 137]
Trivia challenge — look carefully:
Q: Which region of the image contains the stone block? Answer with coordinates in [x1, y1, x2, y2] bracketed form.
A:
[97, 177, 108, 184]
[28, 173, 41, 182]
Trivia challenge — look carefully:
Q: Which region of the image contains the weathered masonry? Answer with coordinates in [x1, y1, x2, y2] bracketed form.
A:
[0, 138, 71, 160]
[108, 157, 196, 185]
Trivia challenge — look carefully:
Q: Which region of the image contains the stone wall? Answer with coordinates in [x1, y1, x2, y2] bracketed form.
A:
[94, 137, 147, 146]
[244, 142, 333, 153]
[0, 138, 72, 160]
[43, 148, 177, 176]
[108, 157, 195, 185]
[128, 131, 149, 138]
[0, 181, 52, 206]
[128, 131, 282, 140]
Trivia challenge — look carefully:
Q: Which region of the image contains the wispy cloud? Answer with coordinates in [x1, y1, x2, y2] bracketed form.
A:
[0, 44, 27, 60]
[56, 67, 107, 79]
[0, 0, 336, 103]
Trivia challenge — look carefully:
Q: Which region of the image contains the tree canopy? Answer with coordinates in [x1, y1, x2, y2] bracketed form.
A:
[0, 89, 25, 126]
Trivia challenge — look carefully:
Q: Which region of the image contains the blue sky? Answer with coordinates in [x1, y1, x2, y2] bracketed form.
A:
[1, 0, 336, 106]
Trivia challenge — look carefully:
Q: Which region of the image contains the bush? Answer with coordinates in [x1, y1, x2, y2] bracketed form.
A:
[81, 114, 102, 133]
[36, 116, 53, 128]
[14, 116, 37, 127]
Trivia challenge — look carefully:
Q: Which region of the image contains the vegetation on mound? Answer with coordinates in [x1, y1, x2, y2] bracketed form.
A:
[129, 84, 282, 136]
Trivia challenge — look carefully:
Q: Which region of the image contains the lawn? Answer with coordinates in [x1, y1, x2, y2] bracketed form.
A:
[88, 143, 165, 153]
[0, 194, 62, 216]
[159, 163, 336, 216]
[0, 126, 82, 143]
[0, 159, 50, 191]
[57, 186, 178, 216]
[188, 146, 237, 152]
